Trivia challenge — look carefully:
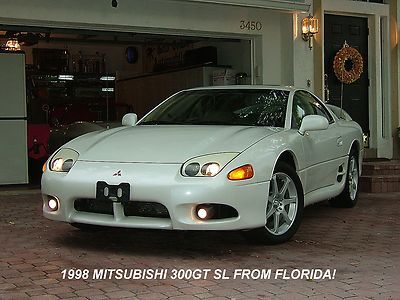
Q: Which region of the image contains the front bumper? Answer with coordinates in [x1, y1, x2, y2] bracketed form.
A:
[42, 161, 269, 230]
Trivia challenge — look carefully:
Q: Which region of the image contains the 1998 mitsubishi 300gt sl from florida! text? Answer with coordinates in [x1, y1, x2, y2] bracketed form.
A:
[42, 86, 363, 244]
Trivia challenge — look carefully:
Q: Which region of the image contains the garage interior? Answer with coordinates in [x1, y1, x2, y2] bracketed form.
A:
[0, 26, 252, 184]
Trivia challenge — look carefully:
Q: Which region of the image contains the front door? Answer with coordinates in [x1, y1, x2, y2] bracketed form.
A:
[324, 14, 369, 135]
[292, 90, 345, 194]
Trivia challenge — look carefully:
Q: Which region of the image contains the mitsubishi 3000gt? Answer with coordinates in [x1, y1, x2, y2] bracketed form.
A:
[42, 86, 363, 244]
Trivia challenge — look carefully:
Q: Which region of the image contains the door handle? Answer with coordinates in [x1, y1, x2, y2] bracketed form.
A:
[336, 137, 343, 147]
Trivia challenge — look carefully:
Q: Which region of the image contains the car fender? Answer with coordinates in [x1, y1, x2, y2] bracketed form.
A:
[223, 130, 305, 186]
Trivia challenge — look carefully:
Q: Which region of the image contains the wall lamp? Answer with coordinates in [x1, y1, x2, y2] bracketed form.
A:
[302, 15, 319, 50]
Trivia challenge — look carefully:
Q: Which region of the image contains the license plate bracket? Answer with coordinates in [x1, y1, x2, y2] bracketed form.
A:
[96, 181, 130, 203]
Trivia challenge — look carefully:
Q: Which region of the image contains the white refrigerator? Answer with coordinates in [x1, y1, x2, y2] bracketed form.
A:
[0, 52, 28, 184]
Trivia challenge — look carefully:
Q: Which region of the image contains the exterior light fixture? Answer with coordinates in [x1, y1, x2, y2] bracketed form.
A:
[302, 15, 319, 50]
[5, 38, 21, 51]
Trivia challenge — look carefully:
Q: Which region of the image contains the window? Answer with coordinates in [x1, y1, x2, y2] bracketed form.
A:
[291, 91, 334, 129]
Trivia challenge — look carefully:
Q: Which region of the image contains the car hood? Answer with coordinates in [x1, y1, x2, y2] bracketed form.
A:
[67, 125, 282, 163]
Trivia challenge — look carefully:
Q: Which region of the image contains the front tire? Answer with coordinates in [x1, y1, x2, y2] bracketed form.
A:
[330, 150, 359, 208]
[245, 162, 304, 244]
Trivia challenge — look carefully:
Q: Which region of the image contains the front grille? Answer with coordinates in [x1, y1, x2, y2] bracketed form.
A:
[123, 201, 170, 218]
[74, 198, 170, 219]
[74, 198, 113, 215]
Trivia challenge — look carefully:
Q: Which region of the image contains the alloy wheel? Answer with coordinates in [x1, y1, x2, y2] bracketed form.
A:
[265, 172, 298, 235]
[348, 156, 359, 201]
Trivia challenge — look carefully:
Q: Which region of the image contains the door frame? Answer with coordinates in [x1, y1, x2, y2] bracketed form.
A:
[314, 0, 392, 159]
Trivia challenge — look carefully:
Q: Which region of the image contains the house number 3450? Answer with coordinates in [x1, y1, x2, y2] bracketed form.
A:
[240, 20, 262, 31]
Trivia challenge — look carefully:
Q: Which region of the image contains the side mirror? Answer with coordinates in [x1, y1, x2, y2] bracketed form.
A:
[122, 113, 138, 126]
[298, 115, 329, 135]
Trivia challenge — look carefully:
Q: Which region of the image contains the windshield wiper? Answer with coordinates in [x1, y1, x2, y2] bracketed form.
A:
[139, 120, 184, 125]
[188, 120, 229, 125]
[188, 120, 256, 126]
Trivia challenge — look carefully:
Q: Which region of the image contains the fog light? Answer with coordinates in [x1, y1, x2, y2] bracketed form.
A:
[196, 205, 214, 220]
[48, 197, 58, 211]
[197, 208, 208, 219]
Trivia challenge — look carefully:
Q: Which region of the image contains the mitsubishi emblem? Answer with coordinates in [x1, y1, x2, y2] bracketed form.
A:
[113, 170, 122, 176]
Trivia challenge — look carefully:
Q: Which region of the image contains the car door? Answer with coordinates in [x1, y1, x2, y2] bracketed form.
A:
[292, 90, 344, 194]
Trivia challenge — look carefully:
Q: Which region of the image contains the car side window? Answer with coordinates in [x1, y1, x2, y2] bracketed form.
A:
[291, 91, 334, 129]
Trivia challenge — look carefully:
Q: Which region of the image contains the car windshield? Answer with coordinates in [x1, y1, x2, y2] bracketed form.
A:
[139, 89, 289, 127]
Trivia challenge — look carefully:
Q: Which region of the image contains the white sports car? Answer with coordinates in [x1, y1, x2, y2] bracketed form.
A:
[42, 86, 363, 244]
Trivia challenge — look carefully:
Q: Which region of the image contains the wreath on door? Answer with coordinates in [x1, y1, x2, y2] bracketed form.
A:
[333, 41, 363, 84]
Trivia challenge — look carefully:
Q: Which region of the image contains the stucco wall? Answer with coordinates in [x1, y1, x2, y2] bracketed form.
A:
[0, 0, 313, 88]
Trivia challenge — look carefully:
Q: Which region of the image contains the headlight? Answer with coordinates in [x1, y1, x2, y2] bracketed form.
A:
[201, 163, 220, 176]
[49, 148, 79, 172]
[181, 153, 239, 177]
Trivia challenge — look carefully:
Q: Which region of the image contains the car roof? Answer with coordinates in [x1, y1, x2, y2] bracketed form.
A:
[183, 85, 297, 92]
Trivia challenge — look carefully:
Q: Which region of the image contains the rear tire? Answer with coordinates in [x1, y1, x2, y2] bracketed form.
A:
[245, 162, 304, 245]
[329, 150, 359, 208]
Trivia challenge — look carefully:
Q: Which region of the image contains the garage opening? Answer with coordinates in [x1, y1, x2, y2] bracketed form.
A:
[0, 26, 252, 184]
